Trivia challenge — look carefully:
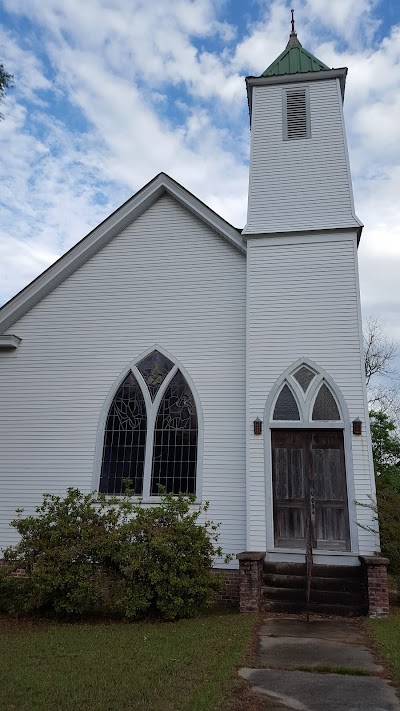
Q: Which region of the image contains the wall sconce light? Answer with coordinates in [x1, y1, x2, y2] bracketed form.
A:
[254, 417, 262, 435]
[353, 418, 362, 435]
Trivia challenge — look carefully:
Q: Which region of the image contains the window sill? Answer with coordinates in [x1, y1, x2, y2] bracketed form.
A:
[269, 548, 356, 556]
[102, 495, 202, 506]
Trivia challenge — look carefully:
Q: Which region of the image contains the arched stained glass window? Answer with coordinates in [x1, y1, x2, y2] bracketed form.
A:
[312, 383, 340, 421]
[100, 372, 147, 495]
[151, 370, 198, 495]
[273, 384, 300, 421]
[137, 350, 174, 400]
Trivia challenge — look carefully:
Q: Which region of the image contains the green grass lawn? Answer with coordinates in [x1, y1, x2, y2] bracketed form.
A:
[367, 608, 400, 685]
[0, 609, 257, 711]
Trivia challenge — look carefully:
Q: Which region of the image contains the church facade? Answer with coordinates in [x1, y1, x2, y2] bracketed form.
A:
[0, 28, 383, 608]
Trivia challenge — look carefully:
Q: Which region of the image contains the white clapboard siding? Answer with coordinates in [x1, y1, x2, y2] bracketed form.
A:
[246, 231, 378, 557]
[244, 78, 360, 234]
[0, 195, 246, 563]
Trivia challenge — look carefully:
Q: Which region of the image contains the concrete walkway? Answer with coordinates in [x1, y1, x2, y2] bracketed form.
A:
[239, 617, 400, 711]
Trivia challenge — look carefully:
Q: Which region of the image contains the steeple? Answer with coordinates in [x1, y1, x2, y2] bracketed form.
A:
[261, 9, 330, 77]
[243, 11, 361, 237]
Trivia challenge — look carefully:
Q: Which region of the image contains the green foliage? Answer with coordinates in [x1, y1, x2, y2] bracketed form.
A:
[370, 410, 400, 572]
[1, 488, 226, 620]
[374, 477, 400, 576]
[0, 62, 13, 119]
[365, 411, 400, 588]
[370, 410, 400, 488]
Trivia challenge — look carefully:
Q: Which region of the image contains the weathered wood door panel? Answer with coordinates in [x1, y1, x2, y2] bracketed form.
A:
[272, 429, 350, 550]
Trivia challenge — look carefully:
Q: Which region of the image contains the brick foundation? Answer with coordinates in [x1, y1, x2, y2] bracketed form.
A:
[213, 569, 240, 606]
[359, 556, 390, 618]
[0, 560, 27, 578]
[236, 551, 265, 613]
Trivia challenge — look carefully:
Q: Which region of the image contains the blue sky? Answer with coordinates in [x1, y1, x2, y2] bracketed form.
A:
[0, 0, 400, 355]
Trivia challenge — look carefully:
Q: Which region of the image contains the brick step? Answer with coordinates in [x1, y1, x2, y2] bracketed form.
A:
[262, 599, 366, 617]
[263, 574, 363, 593]
[263, 562, 363, 580]
[262, 585, 364, 606]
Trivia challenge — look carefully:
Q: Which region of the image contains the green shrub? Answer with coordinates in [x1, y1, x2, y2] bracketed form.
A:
[375, 478, 400, 589]
[357, 478, 400, 598]
[364, 411, 400, 596]
[111, 493, 225, 620]
[1, 488, 226, 620]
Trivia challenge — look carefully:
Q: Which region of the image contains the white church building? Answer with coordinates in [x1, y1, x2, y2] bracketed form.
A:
[0, 25, 389, 615]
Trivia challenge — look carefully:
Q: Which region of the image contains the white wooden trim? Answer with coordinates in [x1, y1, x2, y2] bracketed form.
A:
[352, 238, 380, 550]
[336, 78, 363, 230]
[245, 254, 252, 549]
[242, 229, 362, 244]
[246, 69, 348, 120]
[271, 422, 345, 430]
[91, 344, 204, 502]
[267, 550, 360, 566]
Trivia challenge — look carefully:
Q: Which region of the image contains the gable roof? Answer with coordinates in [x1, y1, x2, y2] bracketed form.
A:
[0, 173, 246, 334]
[262, 34, 330, 78]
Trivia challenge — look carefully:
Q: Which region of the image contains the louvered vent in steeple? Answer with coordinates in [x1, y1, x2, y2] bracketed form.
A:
[284, 88, 310, 140]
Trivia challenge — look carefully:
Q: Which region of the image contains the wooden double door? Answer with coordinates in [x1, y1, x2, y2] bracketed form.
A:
[272, 429, 350, 551]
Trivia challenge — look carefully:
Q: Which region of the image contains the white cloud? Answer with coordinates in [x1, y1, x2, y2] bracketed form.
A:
[0, 0, 399, 352]
[0, 28, 52, 104]
[304, 0, 380, 44]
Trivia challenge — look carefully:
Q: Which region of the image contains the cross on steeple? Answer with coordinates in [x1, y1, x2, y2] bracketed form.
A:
[291, 8, 295, 34]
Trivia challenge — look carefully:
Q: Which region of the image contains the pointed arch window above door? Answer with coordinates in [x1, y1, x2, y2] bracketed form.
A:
[99, 351, 199, 498]
[273, 384, 300, 421]
[293, 365, 316, 393]
[268, 362, 345, 425]
[312, 383, 340, 421]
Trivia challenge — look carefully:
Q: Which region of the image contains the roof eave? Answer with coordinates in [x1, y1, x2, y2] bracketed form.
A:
[0, 174, 246, 334]
[246, 67, 348, 123]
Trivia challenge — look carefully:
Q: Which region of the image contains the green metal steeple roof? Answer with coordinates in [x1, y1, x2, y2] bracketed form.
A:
[261, 12, 330, 77]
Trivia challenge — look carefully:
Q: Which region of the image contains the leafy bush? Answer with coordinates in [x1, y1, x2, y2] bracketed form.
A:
[375, 477, 400, 576]
[370, 410, 400, 487]
[359, 411, 400, 596]
[358, 477, 400, 598]
[1, 488, 226, 620]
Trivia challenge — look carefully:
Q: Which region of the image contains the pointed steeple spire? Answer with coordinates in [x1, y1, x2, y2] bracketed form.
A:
[287, 8, 302, 47]
[260, 9, 330, 78]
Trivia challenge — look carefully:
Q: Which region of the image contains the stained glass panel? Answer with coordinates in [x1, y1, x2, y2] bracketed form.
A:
[312, 384, 340, 421]
[151, 370, 198, 495]
[293, 365, 315, 393]
[137, 350, 174, 400]
[273, 384, 300, 421]
[99, 372, 146, 495]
